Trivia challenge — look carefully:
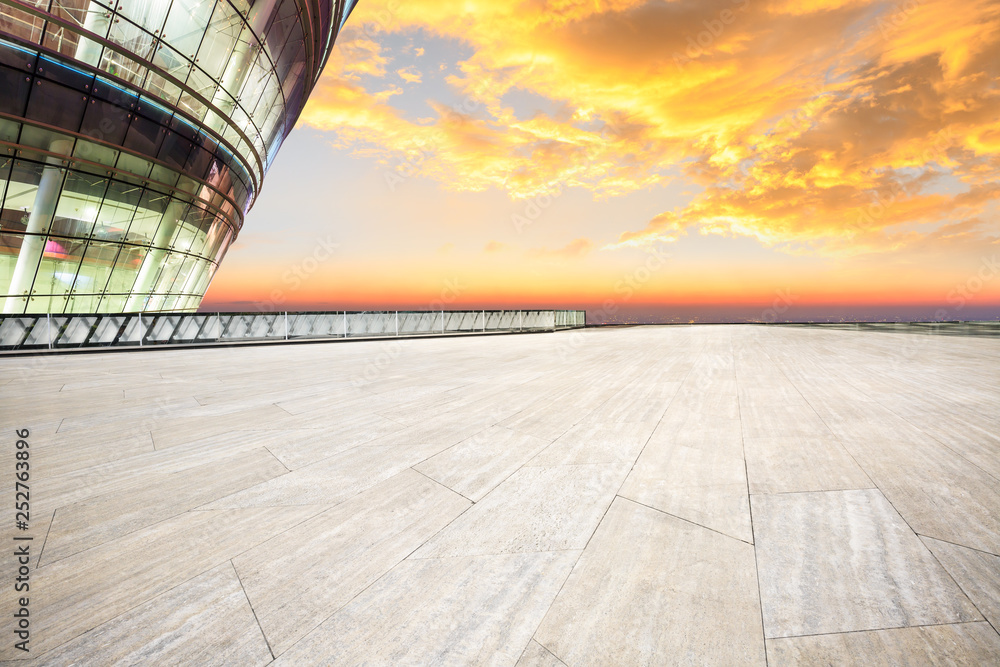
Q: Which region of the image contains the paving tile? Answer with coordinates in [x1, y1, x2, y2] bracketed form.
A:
[738, 401, 832, 440]
[200, 442, 451, 509]
[30, 563, 272, 666]
[0, 506, 324, 658]
[619, 442, 752, 542]
[648, 412, 745, 459]
[525, 421, 656, 468]
[0, 325, 997, 664]
[235, 469, 470, 654]
[412, 464, 624, 558]
[753, 489, 981, 638]
[859, 450, 1000, 555]
[766, 622, 1000, 666]
[272, 551, 579, 665]
[415, 426, 551, 501]
[744, 436, 873, 494]
[263, 418, 405, 469]
[582, 382, 680, 423]
[534, 498, 765, 666]
[40, 447, 289, 565]
[516, 640, 566, 667]
[922, 536, 1000, 631]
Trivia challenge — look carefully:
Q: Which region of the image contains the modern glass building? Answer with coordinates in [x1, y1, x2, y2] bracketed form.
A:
[0, 0, 357, 313]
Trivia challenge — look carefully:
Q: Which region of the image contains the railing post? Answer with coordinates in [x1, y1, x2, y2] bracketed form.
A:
[441, 310, 444, 333]
[217, 312, 222, 342]
[46, 313, 52, 349]
[483, 309, 486, 332]
[138, 312, 143, 347]
[343, 311, 347, 338]
[284, 311, 289, 340]
[395, 310, 399, 336]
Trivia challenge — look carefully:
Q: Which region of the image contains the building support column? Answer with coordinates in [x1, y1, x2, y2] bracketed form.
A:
[75, 2, 112, 67]
[123, 198, 190, 312]
[3, 140, 72, 314]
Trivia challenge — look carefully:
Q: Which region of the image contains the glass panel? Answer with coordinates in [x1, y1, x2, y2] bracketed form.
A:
[26, 79, 88, 131]
[80, 97, 130, 144]
[156, 130, 194, 170]
[51, 170, 108, 238]
[148, 41, 190, 101]
[124, 188, 171, 245]
[101, 50, 147, 87]
[162, 0, 215, 58]
[115, 152, 154, 180]
[264, 0, 296, 57]
[106, 14, 156, 62]
[178, 66, 213, 119]
[198, 0, 241, 79]
[0, 64, 32, 116]
[150, 249, 185, 293]
[117, 0, 170, 37]
[249, 69, 278, 122]
[72, 139, 119, 168]
[93, 180, 142, 242]
[71, 240, 117, 310]
[100, 242, 146, 303]
[41, 0, 91, 58]
[31, 234, 88, 311]
[123, 112, 167, 156]
[273, 21, 302, 81]
[0, 4, 46, 44]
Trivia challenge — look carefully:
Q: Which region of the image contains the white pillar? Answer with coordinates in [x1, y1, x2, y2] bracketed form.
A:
[206, 31, 257, 133]
[124, 198, 190, 312]
[75, 3, 111, 67]
[4, 140, 72, 314]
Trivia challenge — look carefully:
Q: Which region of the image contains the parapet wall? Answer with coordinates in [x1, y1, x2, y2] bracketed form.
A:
[0, 309, 586, 352]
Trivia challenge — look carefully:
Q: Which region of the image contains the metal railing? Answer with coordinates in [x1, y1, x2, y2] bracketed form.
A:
[0, 310, 586, 352]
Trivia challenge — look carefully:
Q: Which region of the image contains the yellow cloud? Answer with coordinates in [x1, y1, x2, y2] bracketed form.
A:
[306, 0, 1000, 255]
[397, 66, 423, 84]
[528, 238, 595, 259]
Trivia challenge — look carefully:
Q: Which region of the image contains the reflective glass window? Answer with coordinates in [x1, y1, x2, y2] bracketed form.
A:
[26, 79, 87, 131]
[273, 22, 302, 81]
[72, 139, 119, 169]
[80, 97, 130, 145]
[115, 152, 155, 180]
[123, 112, 166, 156]
[264, 0, 296, 57]
[125, 188, 171, 245]
[198, 1, 242, 79]
[157, 130, 194, 170]
[150, 250, 186, 293]
[72, 240, 117, 305]
[51, 171, 108, 238]
[0, 4, 46, 44]
[106, 14, 157, 63]
[162, 0, 216, 58]
[117, 0, 170, 40]
[0, 64, 31, 115]
[93, 180, 142, 243]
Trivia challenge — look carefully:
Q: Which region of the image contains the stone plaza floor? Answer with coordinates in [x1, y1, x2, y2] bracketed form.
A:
[1, 324, 999, 664]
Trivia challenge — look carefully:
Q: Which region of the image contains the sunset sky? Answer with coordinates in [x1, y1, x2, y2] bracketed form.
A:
[201, 0, 1000, 322]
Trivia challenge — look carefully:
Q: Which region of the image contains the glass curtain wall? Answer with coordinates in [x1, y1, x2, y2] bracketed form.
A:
[0, 0, 345, 312]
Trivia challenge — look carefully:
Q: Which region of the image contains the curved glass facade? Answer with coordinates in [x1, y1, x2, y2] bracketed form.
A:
[0, 0, 351, 313]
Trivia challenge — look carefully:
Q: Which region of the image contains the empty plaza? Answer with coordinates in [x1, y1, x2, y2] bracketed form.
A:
[2, 325, 999, 664]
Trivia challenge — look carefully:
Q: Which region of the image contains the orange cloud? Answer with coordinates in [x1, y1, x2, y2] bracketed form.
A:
[484, 240, 509, 253]
[303, 0, 1000, 257]
[528, 238, 595, 260]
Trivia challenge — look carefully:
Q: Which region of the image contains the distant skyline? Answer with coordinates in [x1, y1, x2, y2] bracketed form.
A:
[202, 0, 1000, 323]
